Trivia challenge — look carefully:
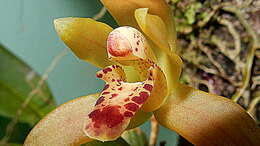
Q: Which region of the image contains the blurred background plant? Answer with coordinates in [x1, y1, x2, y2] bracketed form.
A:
[0, 0, 259, 146]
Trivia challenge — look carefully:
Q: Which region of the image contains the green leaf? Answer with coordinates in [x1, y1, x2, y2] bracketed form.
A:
[0, 44, 56, 125]
[0, 115, 32, 144]
[121, 128, 148, 146]
[82, 138, 130, 146]
[5, 143, 22, 146]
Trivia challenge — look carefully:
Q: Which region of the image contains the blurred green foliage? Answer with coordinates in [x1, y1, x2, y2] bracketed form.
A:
[0, 44, 56, 144]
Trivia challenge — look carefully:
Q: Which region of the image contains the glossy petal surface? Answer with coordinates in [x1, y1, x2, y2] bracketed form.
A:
[101, 0, 177, 51]
[101, 0, 172, 29]
[154, 84, 260, 146]
[54, 17, 114, 68]
[156, 51, 182, 90]
[134, 8, 182, 89]
[24, 94, 98, 146]
[135, 8, 169, 52]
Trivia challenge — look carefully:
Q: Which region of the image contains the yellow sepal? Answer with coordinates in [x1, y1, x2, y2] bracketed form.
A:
[154, 84, 260, 145]
[54, 17, 114, 68]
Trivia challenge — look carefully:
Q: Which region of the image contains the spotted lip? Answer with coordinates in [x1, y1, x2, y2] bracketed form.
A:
[84, 26, 166, 141]
[84, 64, 155, 141]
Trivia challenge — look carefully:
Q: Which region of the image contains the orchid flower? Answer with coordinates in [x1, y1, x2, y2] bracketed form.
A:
[25, 0, 260, 145]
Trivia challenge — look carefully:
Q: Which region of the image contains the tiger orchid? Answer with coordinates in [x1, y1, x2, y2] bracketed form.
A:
[25, 0, 260, 145]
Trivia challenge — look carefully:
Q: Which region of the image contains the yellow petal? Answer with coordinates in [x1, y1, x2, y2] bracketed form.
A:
[24, 94, 98, 146]
[141, 64, 168, 112]
[54, 17, 114, 68]
[135, 8, 170, 52]
[84, 65, 155, 141]
[156, 51, 183, 90]
[134, 8, 183, 89]
[101, 0, 172, 29]
[154, 84, 260, 145]
[101, 0, 177, 51]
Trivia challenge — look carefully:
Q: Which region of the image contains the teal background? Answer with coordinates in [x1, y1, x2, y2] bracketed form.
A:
[0, 0, 178, 145]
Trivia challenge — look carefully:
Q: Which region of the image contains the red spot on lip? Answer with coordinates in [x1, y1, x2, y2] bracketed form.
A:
[136, 40, 140, 45]
[110, 93, 118, 99]
[139, 91, 149, 99]
[124, 103, 139, 112]
[88, 106, 124, 128]
[124, 111, 134, 117]
[124, 98, 130, 102]
[118, 87, 123, 91]
[102, 84, 109, 91]
[95, 96, 105, 105]
[103, 67, 112, 73]
[96, 73, 103, 78]
[102, 91, 110, 95]
[135, 48, 138, 51]
[132, 92, 149, 104]
[144, 84, 153, 92]
[116, 82, 122, 86]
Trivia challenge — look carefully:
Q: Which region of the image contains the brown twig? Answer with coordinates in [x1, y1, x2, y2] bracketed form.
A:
[197, 2, 230, 28]
[198, 41, 227, 78]
[251, 76, 260, 90]
[149, 115, 159, 146]
[222, 6, 260, 102]
[247, 95, 260, 120]
[92, 7, 107, 20]
[217, 17, 241, 61]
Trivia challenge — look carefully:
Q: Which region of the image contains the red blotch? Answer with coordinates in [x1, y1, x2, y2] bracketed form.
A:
[139, 91, 149, 100]
[124, 98, 130, 102]
[102, 91, 110, 95]
[88, 106, 124, 128]
[112, 79, 115, 82]
[132, 92, 148, 104]
[95, 96, 105, 105]
[118, 87, 123, 91]
[116, 82, 122, 86]
[96, 74, 103, 78]
[102, 84, 109, 91]
[124, 111, 134, 117]
[135, 48, 138, 51]
[103, 67, 112, 73]
[128, 93, 133, 96]
[124, 103, 139, 112]
[144, 84, 153, 92]
[110, 93, 118, 99]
